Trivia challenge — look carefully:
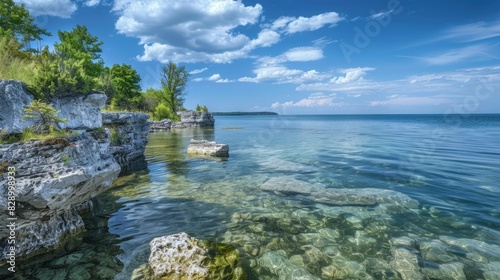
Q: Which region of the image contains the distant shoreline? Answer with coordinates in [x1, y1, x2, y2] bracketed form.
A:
[213, 112, 278, 116]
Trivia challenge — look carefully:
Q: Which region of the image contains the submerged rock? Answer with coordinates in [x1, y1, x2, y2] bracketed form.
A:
[260, 176, 316, 195]
[145, 232, 246, 280]
[440, 236, 500, 261]
[260, 176, 419, 208]
[188, 139, 229, 157]
[259, 251, 320, 280]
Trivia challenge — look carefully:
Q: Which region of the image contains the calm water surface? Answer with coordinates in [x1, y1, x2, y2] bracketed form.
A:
[19, 115, 500, 279]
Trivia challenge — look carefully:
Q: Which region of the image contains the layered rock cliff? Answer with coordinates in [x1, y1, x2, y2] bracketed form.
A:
[149, 111, 214, 132]
[0, 131, 121, 259]
[0, 79, 107, 133]
[173, 111, 215, 128]
[0, 79, 151, 261]
[102, 112, 150, 174]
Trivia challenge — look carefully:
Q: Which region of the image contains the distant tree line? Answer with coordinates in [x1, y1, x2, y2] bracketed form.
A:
[0, 0, 209, 122]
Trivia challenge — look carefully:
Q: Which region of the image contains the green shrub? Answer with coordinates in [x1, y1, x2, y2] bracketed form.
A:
[32, 51, 95, 98]
[109, 128, 125, 145]
[153, 102, 179, 121]
[23, 100, 67, 132]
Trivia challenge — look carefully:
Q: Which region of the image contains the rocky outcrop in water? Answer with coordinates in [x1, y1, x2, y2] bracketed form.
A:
[0, 131, 121, 259]
[0, 80, 35, 133]
[149, 119, 172, 132]
[174, 111, 214, 128]
[102, 112, 150, 174]
[149, 111, 215, 132]
[52, 93, 107, 130]
[133, 232, 246, 280]
[187, 139, 229, 157]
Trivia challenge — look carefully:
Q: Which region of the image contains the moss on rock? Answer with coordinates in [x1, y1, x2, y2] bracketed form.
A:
[145, 232, 246, 280]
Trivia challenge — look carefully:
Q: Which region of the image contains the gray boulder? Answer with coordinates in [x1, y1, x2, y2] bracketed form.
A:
[0, 131, 121, 259]
[52, 93, 107, 130]
[145, 232, 245, 280]
[0, 80, 35, 133]
[187, 139, 229, 157]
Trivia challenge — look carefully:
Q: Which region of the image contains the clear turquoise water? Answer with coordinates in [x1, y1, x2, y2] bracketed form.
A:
[19, 115, 500, 279]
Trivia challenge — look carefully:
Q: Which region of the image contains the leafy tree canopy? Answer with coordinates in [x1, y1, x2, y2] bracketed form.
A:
[54, 25, 104, 78]
[152, 62, 189, 119]
[0, 0, 50, 49]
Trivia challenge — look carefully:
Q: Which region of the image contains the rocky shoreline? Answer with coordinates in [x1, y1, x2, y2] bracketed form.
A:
[0, 80, 150, 262]
[0, 79, 225, 278]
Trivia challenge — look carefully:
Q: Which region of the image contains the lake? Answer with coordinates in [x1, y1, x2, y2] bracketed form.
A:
[18, 114, 500, 279]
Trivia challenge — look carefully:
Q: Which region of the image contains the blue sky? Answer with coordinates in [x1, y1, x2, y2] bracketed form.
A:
[16, 0, 500, 114]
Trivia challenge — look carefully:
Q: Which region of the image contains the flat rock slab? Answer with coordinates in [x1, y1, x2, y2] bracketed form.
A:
[260, 176, 419, 208]
[187, 139, 229, 157]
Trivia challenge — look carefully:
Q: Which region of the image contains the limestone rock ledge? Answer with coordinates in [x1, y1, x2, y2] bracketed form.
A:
[173, 111, 214, 128]
[102, 112, 150, 174]
[0, 79, 108, 133]
[132, 232, 246, 280]
[188, 139, 229, 157]
[0, 131, 121, 259]
[149, 111, 215, 132]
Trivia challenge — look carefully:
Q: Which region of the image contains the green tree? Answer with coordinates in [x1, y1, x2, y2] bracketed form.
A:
[23, 100, 67, 132]
[0, 0, 51, 50]
[152, 62, 189, 121]
[33, 46, 94, 98]
[0, 28, 24, 57]
[33, 25, 103, 99]
[142, 88, 160, 112]
[196, 104, 202, 112]
[202, 105, 209, 113]
[108, 64, 142, 110]
[54, 25, 104, 79]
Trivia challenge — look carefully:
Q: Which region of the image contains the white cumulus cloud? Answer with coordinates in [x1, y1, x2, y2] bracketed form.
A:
[113, 0, 273, 63]
[330, 67, 375, 84]
[85, 0, 100, 7]
[14, 0, 77, 18]
[239, 66, 326, 84]
[258, 46, 324, 67]
[193, 73, 232, 83]
[208, 74, 221, 81]
[271, 93, 341, 108]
